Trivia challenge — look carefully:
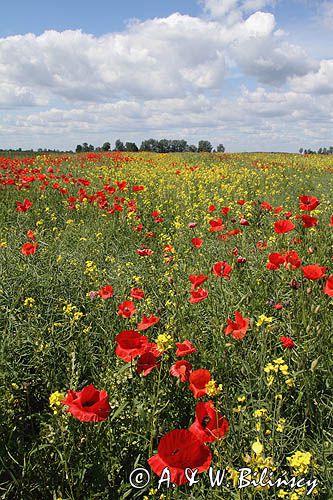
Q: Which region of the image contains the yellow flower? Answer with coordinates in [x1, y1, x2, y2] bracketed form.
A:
[276, 418, 286, 432]
[252, 440, 263, 456]
[227, 467, 239, 488]
[256, 314, 273, 327]
[286, 378, 295, 387]
[287, 451, 313, 475]
[156, 334, 174, 353]
[205, 380, 222, 396]
[49, 391, 65, 414]
[279, 364, 289, 376]
[254, 408, 268, 418]
[23, 297, 35, 307]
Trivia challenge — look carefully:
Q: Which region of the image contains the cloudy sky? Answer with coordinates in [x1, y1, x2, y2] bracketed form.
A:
[0, 0, 332, 151]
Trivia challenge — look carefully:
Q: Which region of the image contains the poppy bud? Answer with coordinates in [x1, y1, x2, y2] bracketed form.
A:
[290, 279, 301, 289]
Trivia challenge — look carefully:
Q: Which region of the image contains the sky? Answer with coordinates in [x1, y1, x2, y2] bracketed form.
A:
[0, 0, 332, 152]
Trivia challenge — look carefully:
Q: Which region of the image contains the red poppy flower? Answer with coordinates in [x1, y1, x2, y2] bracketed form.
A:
[115, 330, 148, 362]
[274, 206, 283, 213]
[280, 336, 295, 349]
[256, 240, 268, 250]
[209, 218, 225, 232]
[266, 252, 285, 270]
[239, 218, 249, 226]
[261, 201, 272, 211]
[224, 311, 249, 340]
[16, 198, 32, 212]
[190, 288, 208, 304]
[62, 384, 110, 422]
[191, 237, 203, 248]
[188, 222, 198, 228]
[137, 314, 160, 331]
[130, 287, 145, 300]
[299, 195, 320, 211]
[99, 285, 113, 300]
[302, 215, 318, 228]
[137, 352, 160, 376]
[212, 261, 232, 279]
[189, 401, 229, 443]
[148, 429, 212, 485]
[302, 264, 326, 280]
[324, 276, 333, 296]
[208, 205, 216, 212]
[26, 230, 35, 240]
[117, 300, 136, 318]
[274, 219, 295, 234]
[175, 340, 197, 357]
[137, 248, 153, 256]
[284, 251, 301, 270]
[221, 207, 230, 215]
[170, 360, 192, 382]
[329, 216, 333, 227]
[189, 274, 208, 289]
[116, 181, 127, 190]
[144, 342, 161, 357]
[237, 200, 246, 205]
[189, 369, 211, 398]
[21, 242, 38, 256]
[273, 303, 283, 310]
[132, 185, 144, 191]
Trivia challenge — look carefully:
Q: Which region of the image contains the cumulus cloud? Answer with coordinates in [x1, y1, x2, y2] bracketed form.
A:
[199, 0, 276, 23]
[0, 8, 319, 108]
[289, 60, 333, 94]
[0, 16, 228, 106]
[0, 1, 331, 151]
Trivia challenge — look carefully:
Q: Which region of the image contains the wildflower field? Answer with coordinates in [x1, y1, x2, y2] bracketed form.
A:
[0, 151, 332, 500]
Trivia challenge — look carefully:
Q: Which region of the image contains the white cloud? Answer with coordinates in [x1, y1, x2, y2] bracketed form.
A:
[289, 60, 333, 94]
[199, 0, 276, 23]
[0, 16, 228, 106]
[0, 2, 331, 151]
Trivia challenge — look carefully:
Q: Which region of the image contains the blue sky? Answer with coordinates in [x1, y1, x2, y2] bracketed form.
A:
[0, 0, 332, 151]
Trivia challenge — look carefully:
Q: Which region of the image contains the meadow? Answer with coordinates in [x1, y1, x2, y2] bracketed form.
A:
[0, 151, 332, 500]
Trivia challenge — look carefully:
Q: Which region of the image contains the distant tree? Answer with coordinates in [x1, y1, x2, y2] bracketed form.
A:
[88, 144, 94, 151]
[115, 139, 125, 151]
[198, 140, 212, 152]
[329, 146, 333, 155]
[299, 148, 303, 154]
[318, 147, 323, 154]
[323, 147, 328, 155]
[188, 144, 198, 152]
[217, 144, 225, 153]
[102, 142, 111, 151]
[125, 142, 139, 152]
[140, 139, 159, 152]
[158, 139, 171, 153]
[82, 142, 89, 152]
[76, 144, 83, 153]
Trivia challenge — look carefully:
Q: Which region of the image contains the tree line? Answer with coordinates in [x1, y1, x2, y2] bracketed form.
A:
[299, 146, 333, 155]
[75, 139, 226, 153]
